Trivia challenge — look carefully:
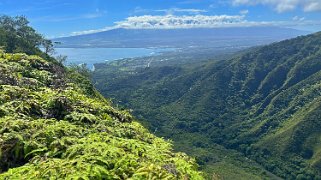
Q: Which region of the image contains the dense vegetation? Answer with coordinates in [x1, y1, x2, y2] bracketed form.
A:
[0, 15, 53, 56]
[0, 16, 203, 179]
[93, 31, 321, 179]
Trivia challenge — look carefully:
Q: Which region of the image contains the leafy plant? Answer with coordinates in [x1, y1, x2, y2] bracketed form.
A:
[0, 50, 203, 179]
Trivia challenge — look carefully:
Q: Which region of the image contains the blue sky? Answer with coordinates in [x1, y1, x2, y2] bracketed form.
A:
[1, 0, 321, 37]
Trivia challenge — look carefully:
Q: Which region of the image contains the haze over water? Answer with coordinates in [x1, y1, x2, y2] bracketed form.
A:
[55, 47, 175, 69]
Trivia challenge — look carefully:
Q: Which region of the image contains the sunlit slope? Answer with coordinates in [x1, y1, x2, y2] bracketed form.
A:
[0, 52, 203, 179]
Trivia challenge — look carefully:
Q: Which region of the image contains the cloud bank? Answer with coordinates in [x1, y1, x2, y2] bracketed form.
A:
[232, 0, 321, 12]
[71, 14, 320, 36]
[115, 15, 245, 29]
[71, 14, 247, 35]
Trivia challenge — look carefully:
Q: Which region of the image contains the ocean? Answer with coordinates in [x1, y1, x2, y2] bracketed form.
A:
[54, 48, 175, 69]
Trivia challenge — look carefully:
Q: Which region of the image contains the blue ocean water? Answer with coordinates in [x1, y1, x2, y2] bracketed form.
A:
[54, 48, 175, 69]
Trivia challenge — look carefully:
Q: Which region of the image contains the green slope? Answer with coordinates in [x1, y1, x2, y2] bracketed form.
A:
[0, 52, 203, 179]
[93, 31, 321, 179]
[0, 16, 203, 179]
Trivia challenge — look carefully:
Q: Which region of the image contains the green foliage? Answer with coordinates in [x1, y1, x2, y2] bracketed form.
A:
[0, 52, 203, 179]
[0, 15, 52, 58]
[93, 31, 321, 178]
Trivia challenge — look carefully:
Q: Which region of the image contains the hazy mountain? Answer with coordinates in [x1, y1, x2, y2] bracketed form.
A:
[93, 31, 321, 179]
[54, 27, 308, 48]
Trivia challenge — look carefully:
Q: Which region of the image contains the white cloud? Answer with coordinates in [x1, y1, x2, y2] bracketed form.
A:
[293, 16, 305, 21]
[304, 1, 321, 11]
[209, 4, 216, 8]
[115, 15, 245, 29]
[240, 9, 249, 14]
[232, 0, 321, 12]
[155, 8, 207, 14]
[132, 6, 150, 14]
[70, 14, 321, 36]
[71, 14, 246, 35]
[71, 27, 115, 36]
[131, 7, 207, 15]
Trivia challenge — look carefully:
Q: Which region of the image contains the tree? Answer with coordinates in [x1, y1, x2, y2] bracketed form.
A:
[43, 39, 55, 55]
[0, 15, 52, 55]
[56, 55, 67, 65]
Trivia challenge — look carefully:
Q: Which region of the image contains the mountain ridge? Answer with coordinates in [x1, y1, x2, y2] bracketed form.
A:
[93, 31, 321, 179]
[54, 27, 309, 48]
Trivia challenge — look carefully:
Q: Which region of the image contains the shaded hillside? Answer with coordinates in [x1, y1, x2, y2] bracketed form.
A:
[93, 32, 321, 179]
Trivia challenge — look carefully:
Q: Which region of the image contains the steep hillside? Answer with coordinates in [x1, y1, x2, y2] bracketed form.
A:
[93, 31, 321, 179]
[0, 51, 203, 179]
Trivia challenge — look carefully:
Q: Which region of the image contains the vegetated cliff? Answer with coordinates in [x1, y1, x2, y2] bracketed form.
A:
[93, 31, 321, 179]
[0, 51, 203, 179]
